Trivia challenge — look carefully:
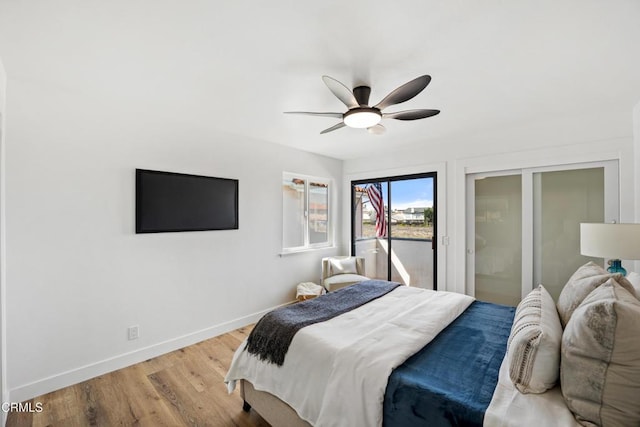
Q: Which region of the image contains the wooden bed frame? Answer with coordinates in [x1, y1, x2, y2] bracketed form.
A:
[241, 379, 311, 427]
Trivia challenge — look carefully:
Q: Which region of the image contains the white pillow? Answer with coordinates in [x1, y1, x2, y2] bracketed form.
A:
[329, 257, 357, 275]
[627, 271, 640, 298]
[507, 284, 563, 394]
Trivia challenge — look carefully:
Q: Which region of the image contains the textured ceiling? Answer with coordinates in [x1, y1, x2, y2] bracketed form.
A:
[1, 0, 640, 159]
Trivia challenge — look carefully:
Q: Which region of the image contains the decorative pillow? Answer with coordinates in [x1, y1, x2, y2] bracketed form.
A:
[561, 278, 640, 426]
[627, 271, 640, 299]
[556, 261, 636, 327]
[329, 257, 357, 275]
[323, 274, 369, 291]
[507, 284, 563, 394]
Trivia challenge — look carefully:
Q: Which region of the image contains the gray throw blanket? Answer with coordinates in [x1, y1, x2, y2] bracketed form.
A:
[246, 280, 400, 366]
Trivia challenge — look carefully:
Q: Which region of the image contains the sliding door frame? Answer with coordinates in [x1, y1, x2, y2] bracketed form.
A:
[466, 160, 619, 301]
[351, 171, 437, 289]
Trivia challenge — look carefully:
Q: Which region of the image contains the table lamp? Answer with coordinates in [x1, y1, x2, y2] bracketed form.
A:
[580, 223, 640, 276]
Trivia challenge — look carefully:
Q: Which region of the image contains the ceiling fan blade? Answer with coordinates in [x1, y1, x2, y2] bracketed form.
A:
[320, 122, 346, 134]
[322, 76, 359, 109]
[374, 75, 432, 110]
[367, 124, 386, 135]
[284, 111, 343, 118]
[383, 109, 440, 120]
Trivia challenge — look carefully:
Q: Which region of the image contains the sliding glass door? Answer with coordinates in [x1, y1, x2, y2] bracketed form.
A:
[466, 161, 618, 305]
[352, 173, 436, 289]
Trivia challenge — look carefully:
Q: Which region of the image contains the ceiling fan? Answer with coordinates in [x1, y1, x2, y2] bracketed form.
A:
[285, 75, 440, 135]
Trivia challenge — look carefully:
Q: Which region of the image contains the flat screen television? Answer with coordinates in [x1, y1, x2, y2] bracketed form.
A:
[136, 169, 239, 233]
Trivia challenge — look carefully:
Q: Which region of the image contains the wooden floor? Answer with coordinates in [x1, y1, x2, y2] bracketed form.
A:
[7, 325, 270, 427]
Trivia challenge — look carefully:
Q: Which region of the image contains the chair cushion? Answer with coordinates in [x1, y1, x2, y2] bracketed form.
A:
[323, 274, 369, 291]
[556, 261, 636, 327]
[561, 278, 640, 426]
[329, 257, 358, 275]
[507, 284, 563, 394]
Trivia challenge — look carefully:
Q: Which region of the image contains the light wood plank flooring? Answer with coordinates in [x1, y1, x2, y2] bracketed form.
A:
[6, 325, 270, 427]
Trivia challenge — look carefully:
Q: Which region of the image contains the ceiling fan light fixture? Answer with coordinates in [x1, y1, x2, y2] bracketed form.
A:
[287, 74, 438, 134]
[343, 108, 382, 128]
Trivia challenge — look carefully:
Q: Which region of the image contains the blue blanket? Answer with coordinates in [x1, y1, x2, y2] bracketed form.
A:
[383, 301, 515, 427]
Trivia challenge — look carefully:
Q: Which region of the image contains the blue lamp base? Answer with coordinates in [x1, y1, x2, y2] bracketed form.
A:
[607, 259, 627, 276]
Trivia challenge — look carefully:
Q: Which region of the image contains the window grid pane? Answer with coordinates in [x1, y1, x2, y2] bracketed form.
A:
[309, 182, 329, 245]
[282, 177, 306, 248]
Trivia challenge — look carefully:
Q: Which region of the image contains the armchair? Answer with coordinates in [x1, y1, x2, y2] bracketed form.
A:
[321, 256, 370, 291]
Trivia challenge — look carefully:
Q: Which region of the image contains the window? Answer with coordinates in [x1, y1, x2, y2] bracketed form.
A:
[282, 173, 331, 251]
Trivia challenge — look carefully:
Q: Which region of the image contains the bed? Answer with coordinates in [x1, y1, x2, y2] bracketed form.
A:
[226, 265, 640, 427]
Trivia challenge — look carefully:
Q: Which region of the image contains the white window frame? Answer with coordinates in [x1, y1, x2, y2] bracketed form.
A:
[282, 172, 332, 253]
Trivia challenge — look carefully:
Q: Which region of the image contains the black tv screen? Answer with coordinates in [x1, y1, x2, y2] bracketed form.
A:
[136, 169, 238, 233]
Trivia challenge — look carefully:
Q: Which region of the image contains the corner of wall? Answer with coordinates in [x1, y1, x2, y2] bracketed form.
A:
[0, 55, 8, 426]
[632, 101, 640, 274]
[633, 101, 640, 221]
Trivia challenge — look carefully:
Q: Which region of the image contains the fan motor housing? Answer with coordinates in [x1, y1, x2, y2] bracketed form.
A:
[353, 86, 372, 106]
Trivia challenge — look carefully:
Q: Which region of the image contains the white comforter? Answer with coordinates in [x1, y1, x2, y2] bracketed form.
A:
[225, 286, 474, 427]
[485, 354, 580, 427]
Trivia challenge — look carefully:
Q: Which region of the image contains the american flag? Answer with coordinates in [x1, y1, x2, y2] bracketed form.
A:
[366, 183, 387, 238]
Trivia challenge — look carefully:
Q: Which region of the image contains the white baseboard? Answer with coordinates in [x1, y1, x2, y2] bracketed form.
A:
[9, 302, 293, 403]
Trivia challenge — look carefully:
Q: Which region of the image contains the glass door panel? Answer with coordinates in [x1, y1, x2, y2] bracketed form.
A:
[353, 182, 388, 280]
[390, 178, 435, 289]
[533, 168, 605, 300]
[475, 175, 522, 306]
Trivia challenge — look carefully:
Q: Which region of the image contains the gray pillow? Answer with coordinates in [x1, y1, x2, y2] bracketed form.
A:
[561, 278, 640, 426]
[556, 261, 636, 327]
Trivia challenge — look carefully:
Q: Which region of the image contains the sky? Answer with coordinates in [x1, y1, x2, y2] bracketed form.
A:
[361, 177, 434, 210]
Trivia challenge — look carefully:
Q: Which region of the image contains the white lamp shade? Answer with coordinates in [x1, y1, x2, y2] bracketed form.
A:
[580, 223, 640, 260]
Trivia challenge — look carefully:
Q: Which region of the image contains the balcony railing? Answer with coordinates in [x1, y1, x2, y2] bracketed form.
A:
[354, 236, 434, 290]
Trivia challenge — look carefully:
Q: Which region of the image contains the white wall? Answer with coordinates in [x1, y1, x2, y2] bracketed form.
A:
[344, 108, 636, 295]
[4, 77, 343, 402]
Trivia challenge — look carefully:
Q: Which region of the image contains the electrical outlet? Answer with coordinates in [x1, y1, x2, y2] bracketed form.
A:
[128, 325, 139, 341]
